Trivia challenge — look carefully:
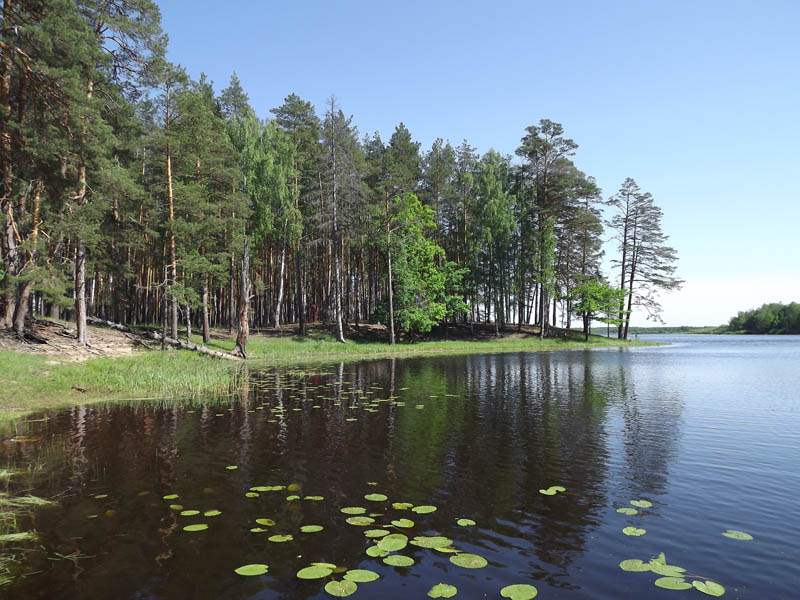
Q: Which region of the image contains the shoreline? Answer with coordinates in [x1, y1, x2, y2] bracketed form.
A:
[0, 325, 658, 424]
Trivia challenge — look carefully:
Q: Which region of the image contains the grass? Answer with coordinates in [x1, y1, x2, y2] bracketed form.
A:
[0, 326, 655, 423]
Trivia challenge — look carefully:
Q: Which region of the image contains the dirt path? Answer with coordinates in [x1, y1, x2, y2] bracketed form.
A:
[0, 319, 139, 362]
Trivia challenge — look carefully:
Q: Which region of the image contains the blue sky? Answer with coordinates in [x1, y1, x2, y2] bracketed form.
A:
[160, 0, 800, 326]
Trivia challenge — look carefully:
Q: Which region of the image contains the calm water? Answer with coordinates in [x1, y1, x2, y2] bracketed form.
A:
[2, 335, 799, 599]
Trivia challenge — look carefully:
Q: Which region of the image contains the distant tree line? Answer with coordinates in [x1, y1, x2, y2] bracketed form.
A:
[0, 0, 682, 351]
[727, 303, 800, 334]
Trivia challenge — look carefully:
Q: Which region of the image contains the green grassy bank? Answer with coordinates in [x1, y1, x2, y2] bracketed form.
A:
[0, 331, 655, 423]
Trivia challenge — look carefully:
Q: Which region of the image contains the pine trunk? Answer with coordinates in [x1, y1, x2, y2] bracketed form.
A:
[232, 234, 250, 357]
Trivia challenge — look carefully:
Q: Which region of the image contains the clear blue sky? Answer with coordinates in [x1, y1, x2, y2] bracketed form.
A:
[160, 0, 800, 326]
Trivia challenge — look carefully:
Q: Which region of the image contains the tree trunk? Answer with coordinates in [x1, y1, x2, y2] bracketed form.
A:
[386, 195, 395, 345]
[296, 242, 305, 336]
[202, 273, 210, 344]
[228, 252, 235, 334]
[274, 217, 288, 330]
[232, 234, 250, 357]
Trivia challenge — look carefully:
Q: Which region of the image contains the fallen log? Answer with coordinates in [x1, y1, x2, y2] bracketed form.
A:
[86, 316, 242, 360]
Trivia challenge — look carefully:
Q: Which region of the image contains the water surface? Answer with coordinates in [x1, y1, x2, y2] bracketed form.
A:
[3, 335, 799, 598]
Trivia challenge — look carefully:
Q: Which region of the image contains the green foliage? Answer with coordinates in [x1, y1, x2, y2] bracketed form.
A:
[727, 302, 800, 334]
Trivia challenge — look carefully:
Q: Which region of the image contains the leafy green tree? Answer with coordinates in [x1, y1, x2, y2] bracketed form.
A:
[570, 279, 626, 341]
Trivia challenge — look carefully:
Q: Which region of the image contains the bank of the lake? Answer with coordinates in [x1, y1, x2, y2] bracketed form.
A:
[0, 328, 654, 422]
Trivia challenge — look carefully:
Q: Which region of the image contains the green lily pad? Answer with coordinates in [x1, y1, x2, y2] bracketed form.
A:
[550, 486, 566, 492]
[286, 495, 300, 501]
[300, 525, 324, 533]
[456, 518, 476, 526]
[305, 495, 324, 501]
[225, 465, 238, 470]
[651, 563, 686, 577]
[449, 553, 488, 569]
[313, 562, 338, 569]
[365, 493, 388, 502]
[433, 546, 460, 553]
[245, 492, 259, 498]
[500, 584, 538, 600]
[538, 488, 556, 495]
[392, 502, 413, 510]
[391, 518, 414, 528]
[268, 534, 293, 542]
[256, 518, 276, 527]
[364, 529, 390, 538]
[366, 545, 389, 557]
[163, 494, 179, 500]
[180, 509, 199, 516]
[377, 533, 408, 552]
[287, 483, 301, 492]
[234, 563, 268, 576]
[616, 507, 638, 515]
[428, 583, 458, 598]
[412, 505, 437, 514]
[411, 536, 453, 548]
[297, 564, 333, 579]
[168, 504, 183, 511]
[619, 559, 651, 572]
[654, 577, 692, 590]
[693, 581, 726, 596]
[343, 569, 380, 582]
[204, 509, 221, 517]
[722, 529, 753, 540]
[346, 516, 375, 526]
[325, 580, 357, 597]
[341, 506, 366, 515]
[383, 554, 415, 567]
[250, 527, 267, 533]
[183, 524, 208, 532]
[630, 499, 652, 508]
[622, 527, 646, 536]
[94, 494, 108, 499]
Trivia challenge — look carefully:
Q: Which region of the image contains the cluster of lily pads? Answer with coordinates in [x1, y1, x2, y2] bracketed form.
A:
[619, 552, 725, 596]
[617, 498, 652, 537]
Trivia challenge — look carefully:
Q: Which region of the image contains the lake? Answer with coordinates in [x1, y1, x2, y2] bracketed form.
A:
[2, 335, 799, 599]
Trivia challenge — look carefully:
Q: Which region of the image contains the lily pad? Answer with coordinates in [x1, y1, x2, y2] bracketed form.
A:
[287, 483, 301, 492]
[449, 553, 488, 569]
[234, 563, 269, 576]
[346, 516, 375, 526]
[550, 486, 566, 492]
[651, 563, 686, 577]
[225, 465, 238, 470]
[366, 545, 389, 557]
[654, 577, 692, 590]
[377, 533, 408, 552]
[693, 581, 726, 597]
[204, 509, 221, 517]
[500, 584, 538, 600]
[383, 554, 415, 567]
[180, 509, 199, 516]
[428, 583, 458, 598]
[456, 518, 476, 526]
[268, 534, 293, 542]
[183, 524, 208, 532]
[391, 518, 414, 528]
[630, 499, 652, 508]
[411, 536, 453, 549]
[168, 504, 183, 511]
[250, 527, 268, 533]
[305, 495, 324, 501]
[256, 518, 276, 527]
[616, 507, 638, 515]
[286, 495, 300, 501]
[364, 529, 390, 538]
[343, 569, 380, 582]
[722, 529, 753, 541]
[325, 580, 357, 597]
[163, 494, 179, 500]
[392, 502, 413, 510]
[301, 525, 324, 533]
[245, 492, 260, 498]
[94, 494, 108, 499]
[297, 564, 333, 579]
[619, 559, 651, 572]
[365, 493, 388, 502]
[538, 488, 557, 495]
[340, 506, 366, 515]
[412, 505, 437, 514]
[622, 527, 646, 536]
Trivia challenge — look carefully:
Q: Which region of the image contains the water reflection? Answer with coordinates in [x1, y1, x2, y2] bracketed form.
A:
[2, 350, 691, 599]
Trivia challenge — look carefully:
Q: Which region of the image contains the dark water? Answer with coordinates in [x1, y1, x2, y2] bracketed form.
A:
[2, 335, 799, 599]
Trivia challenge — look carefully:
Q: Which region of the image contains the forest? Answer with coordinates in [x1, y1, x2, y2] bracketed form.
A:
[726, 303, 800, 334]
[0, 0, 682, 354]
